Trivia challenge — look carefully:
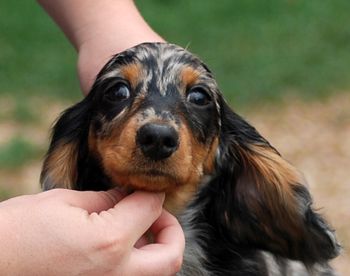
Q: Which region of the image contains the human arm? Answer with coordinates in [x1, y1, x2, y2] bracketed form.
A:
[37, 0, 165, 94]
[0, 189, 184, 275]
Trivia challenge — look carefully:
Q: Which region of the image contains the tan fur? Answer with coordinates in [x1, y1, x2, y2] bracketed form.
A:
[236, 144, 305, 246]
[120, 63, 143, 88]
[180, 67, 201, 90]
[84, 61, 219, 214]
[43, 142, 78, 189]
[203, 137, 218, 174]
[164, 123, 218, 213]
[91, 112, 218, 213]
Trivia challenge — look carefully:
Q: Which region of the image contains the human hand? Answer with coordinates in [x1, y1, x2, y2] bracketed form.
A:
[0, 189, 184, 275]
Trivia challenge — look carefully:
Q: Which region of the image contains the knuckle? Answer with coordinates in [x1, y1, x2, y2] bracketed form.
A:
[96, 233, 127, 260]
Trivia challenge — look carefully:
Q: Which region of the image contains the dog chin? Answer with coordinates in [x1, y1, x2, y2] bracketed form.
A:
[111, 172, 180, 193]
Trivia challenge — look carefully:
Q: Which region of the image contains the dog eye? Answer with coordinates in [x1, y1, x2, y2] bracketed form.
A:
[187, 88, 211, 106]
[105, 82, 130, 102]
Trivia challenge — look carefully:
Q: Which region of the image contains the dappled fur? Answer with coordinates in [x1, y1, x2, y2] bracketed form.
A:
[41, 43, 340, 275]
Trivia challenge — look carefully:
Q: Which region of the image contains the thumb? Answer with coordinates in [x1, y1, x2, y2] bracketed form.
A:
[59, 189, 126, 213]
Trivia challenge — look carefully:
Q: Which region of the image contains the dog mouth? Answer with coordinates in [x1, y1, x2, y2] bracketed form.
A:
[110, 166, 182, 193]
[132, 168, 179, 184]
[141, 169, 174, 178]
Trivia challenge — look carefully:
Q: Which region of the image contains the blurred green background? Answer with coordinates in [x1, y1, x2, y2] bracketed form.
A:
[0, 1, 349, 273]
[1, 0, 350, 104]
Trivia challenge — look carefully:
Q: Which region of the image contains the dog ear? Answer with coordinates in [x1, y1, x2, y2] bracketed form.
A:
[214, 99, 340, 264]
[41, 96, 92, 191]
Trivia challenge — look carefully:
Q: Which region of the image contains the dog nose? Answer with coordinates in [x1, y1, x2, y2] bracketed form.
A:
[136, 123, 179, 160]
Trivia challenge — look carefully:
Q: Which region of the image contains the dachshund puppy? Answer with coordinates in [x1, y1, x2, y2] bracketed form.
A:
[41, 43, 340, 275]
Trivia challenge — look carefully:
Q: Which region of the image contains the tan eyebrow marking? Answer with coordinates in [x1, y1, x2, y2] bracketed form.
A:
[120, 63, 143, 88]
[180, 66, 201, 88]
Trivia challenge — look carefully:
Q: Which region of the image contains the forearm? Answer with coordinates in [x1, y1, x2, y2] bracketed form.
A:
[37, 0, 165, 93]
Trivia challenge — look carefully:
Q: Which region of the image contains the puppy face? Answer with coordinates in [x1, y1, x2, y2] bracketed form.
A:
[43, 43, 221, 211]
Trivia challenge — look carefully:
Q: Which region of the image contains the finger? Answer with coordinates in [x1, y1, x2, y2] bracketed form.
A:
[102, 191, 165, 247]
[49, 188, 126, 213]
[150, 209, 185, 246]
[134, 208, 180, 249]
[127, 210, 185, 275]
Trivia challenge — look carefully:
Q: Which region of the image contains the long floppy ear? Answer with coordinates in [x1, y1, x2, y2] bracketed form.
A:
[215, 99, 340, 264]
[40, 53, 127, 191]
[41, 96, 92, 191]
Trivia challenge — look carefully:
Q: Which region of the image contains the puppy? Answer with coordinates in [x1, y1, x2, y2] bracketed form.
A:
[41, 43, 340, 275]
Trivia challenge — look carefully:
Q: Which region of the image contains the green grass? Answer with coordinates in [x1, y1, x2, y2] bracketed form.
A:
[0, 137, 43, 169]
[0, 0, 350, 106]
[11, 100, 38, 123]
[3, 101, 38, 124]
[0, 1, 80, 100]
